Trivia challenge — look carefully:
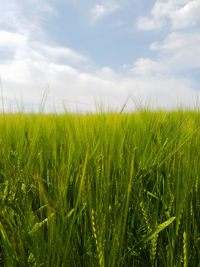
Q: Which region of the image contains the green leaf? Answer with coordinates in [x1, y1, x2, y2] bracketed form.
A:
[0, 221, 16, 266]
[28, 213, 55, 235]
[147, 191, 159, 199]
[66, 209, 75, 218]
[144, 217, 176, 243]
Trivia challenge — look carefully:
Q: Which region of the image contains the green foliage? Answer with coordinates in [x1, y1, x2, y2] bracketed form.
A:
[0, 110, 200, 266]
[143, 217, 176, 244]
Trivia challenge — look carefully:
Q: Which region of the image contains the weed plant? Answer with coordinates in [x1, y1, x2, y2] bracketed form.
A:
[0, 110, 200, 266]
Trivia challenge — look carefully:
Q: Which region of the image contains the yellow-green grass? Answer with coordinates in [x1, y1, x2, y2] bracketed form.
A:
[0, 110, 200, 266]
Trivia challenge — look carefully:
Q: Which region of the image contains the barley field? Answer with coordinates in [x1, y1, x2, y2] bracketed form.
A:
[0, 110, 200, 266]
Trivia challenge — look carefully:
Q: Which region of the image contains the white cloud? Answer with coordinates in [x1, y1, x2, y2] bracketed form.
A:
[0, 0, 56, 41]
[129, 29, 200, 84]
[136, 0, 200, 86]
[1, 64, 197, 113]
[0, 31, 26, 47]
[149, 31, 200, 72]
[91, 3, 120, 21]
[130, 58, 167, 76]
[137, 16, 164, 30]
[0, 0, 199, 112]
[0, 33, 198, 113]
[171, 0, 200, 29]
[34, 44, 89, 64]
[137, 0, 200, 31]
[0, 30, 89, 67]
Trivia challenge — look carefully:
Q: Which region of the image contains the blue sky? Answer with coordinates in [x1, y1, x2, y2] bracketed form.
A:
[0, 0, 200, 112]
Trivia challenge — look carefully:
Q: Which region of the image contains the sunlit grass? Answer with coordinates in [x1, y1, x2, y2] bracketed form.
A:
[0, 110, 200, 266]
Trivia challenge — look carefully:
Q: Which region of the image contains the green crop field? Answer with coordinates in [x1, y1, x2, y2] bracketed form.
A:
[0, 110, 200, 266]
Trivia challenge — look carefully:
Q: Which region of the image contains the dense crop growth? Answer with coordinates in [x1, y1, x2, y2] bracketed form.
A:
[0, 111, 200, 266]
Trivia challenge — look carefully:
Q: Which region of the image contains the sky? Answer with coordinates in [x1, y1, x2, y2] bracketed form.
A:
[0, 0, 200, 112]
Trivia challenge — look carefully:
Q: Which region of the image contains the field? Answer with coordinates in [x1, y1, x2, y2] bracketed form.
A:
[0, 110, 200, 266]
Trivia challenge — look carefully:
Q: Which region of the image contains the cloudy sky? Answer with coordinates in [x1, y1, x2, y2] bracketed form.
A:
[0, 0, 200, 112]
